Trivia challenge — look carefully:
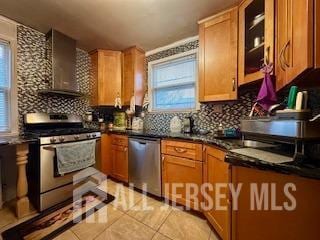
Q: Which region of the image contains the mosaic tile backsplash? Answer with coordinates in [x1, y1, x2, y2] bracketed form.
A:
[144, 40, 256, 132]
[17, 25, 92, 132]
[16, 26, 320, 134]
[143, 40, 320, 132]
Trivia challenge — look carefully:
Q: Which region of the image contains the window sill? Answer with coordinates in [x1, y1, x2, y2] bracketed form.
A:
[0, 132, 19, 138]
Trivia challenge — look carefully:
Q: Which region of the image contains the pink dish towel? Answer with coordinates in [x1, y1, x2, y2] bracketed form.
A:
[256, 63, 277, 111]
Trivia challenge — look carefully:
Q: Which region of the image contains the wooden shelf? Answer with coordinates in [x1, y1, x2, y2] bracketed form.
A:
[247, 42, 265, 54]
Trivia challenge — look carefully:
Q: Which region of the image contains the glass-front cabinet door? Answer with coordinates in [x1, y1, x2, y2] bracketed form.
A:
[238, 0, 274, 86]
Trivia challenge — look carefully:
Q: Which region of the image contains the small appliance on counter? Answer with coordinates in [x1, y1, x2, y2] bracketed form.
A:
[132, 117, 144, 131]
[182, 116, 193, 133]
[113, 112, 126, 130]
[170, 116, 182, 133]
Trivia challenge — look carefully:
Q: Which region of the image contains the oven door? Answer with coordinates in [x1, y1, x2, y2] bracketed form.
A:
[39, 139, 101, 193]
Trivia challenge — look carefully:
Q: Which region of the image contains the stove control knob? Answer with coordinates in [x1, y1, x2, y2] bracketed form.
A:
[74, 135, 80, 140]
[59, 136, 65, 142]
[92, 134, 96, 138]
[86, 134, 91, 139]
[50, 137, 56, 143]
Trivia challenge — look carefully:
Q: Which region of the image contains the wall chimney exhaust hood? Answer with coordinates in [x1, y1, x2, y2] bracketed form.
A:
[38, 29, 83, 97]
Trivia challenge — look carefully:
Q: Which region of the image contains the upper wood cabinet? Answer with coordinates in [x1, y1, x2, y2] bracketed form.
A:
[276, 0, 314, 90]
[122, 46, 146, 106]
[198, 7, 238, 102]
[90, 50, 122, 106]
[238, 0, 275, 85]
[203, 145, 230, 240]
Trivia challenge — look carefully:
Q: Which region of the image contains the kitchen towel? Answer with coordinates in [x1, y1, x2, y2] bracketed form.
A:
[256, 63, 277, 111]
[56, 140, 96, 175]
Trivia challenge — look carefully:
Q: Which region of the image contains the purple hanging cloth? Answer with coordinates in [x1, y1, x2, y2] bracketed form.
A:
[256, 63, 277, 111]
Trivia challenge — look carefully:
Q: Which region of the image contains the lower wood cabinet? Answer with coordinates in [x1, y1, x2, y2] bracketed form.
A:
[232, 166, 320, 240]
[161, 140, 203, 210]
[111, 144, 128, 182]
[101, 134, 112, 175]
[162, 154, 203, 210]
[101, 134, 128, 183]
[203, 145, 231, 240]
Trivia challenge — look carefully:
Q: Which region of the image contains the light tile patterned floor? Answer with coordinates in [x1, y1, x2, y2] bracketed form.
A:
[0, 179, 219, 240]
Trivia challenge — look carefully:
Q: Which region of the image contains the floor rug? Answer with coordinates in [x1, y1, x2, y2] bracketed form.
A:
[2, 188, 115, 240]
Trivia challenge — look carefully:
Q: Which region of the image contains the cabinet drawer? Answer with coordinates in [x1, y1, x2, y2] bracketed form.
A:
[111, 134, 128, 146]
[161, 140, 203, 161]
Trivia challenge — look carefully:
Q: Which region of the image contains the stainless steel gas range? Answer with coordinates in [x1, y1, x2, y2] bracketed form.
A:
[24, 113, 101, 211]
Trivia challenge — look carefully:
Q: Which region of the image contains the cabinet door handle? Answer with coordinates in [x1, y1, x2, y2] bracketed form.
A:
[174, 147, 187, 153]
[279, 44, 286, 71]
[265, 46, 270, 65]
[283, 40, 290, 68]
[232, 78, 236, 92]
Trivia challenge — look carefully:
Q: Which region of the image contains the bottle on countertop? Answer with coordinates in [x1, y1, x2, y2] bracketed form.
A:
[217, 123, 223, 135]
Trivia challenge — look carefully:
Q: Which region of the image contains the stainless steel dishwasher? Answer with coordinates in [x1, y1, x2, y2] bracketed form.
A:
[128, 137, 161, 197]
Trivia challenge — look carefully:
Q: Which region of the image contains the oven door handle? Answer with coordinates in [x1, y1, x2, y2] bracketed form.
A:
[43, 146, 56, 151]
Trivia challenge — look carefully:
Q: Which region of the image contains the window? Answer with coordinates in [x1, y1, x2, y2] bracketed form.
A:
[0, 40, 11, 133]
[148, 50, 198, 112]
[0, 17, 18, 136]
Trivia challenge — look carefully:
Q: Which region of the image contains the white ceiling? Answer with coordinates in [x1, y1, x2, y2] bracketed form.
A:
[0, 0, 238, 51]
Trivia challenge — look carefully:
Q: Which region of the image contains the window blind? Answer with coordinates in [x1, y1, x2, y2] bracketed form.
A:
[151, 54, 196, 111]
[0, 40, 10, 133]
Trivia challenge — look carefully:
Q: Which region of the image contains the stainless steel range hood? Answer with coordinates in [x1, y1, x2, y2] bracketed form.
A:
[39, 29, 83, 97]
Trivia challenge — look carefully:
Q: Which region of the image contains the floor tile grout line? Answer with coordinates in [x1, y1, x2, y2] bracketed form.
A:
[155, 209, 175, 239]
[123, 213, 157, 233]
[91, 211, 126, 240]
[125, 199, 173, 232]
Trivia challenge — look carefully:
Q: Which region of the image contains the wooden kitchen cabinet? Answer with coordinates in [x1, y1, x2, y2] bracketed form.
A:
[203, 145, 231, 240]
[276, 0, 314, 90]
[101, 134, 112, 175]
[198, 7, 238, 102]
[101, 134, 128, 182]
[111, 144, 128, 183]
[161, 140, 203, 210]
[122, 46, 146, 106]
[161, 140, 202, 161]
[232, 166, 320, 240]
[162, 155, 203, 210]
[90, 50, 122, 106]
[238, 0, 274, 85]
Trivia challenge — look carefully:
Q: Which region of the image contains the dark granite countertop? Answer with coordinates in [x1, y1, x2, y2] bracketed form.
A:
[106, 129, 241, 150]
[0, 135, 37, 147]
[105, 129, 320, 180]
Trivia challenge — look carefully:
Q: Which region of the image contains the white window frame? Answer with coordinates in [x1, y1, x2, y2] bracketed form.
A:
[0, 16, 18, 136]
[148, 49, 200, 113]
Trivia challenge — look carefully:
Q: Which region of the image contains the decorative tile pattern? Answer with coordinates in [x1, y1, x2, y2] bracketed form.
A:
[16, 25, 92, 132]
[144, 39, 256, 131]
[144, 40, 320, 132]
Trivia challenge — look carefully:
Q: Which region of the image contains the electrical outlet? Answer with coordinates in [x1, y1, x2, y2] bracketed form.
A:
[212, 104, 223, 113]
